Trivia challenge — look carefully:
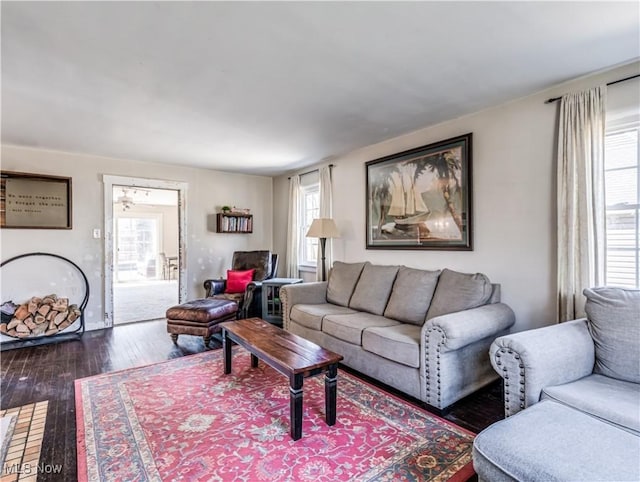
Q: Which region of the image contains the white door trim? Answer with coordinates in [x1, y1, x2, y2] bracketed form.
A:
[103, 175, 188, 327]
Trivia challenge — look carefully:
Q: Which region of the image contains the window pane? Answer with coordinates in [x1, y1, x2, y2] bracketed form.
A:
[299, 185, 320, 265]
[605, 130, 638, 169]
[605, 167, 637, 207]
[604, 126, 639, 289]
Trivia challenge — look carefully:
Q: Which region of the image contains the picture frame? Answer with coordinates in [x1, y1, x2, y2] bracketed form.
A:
[366, 133, 472, 250]
[1, 171, 72, 229]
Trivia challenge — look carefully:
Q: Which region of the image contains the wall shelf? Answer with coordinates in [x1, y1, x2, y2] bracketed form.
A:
[216, 213, 253, 233]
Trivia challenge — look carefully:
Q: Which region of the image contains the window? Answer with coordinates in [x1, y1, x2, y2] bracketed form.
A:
[604, 124, 639, 288]
[300, 184, 319, 267]
[115, 216, 159, 282]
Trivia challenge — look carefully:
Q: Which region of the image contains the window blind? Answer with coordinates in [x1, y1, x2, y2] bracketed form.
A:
[604, 126, 639, 288]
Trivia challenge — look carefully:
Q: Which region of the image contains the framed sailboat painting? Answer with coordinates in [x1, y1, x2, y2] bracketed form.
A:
[366, 133, 472, 250]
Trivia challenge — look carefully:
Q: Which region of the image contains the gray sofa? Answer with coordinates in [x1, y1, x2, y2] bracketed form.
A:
[280, 261, 516, 411]
[473, 286, 640, 481]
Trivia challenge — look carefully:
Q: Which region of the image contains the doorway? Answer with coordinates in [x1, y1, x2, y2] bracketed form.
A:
[103, 176, 187, 327]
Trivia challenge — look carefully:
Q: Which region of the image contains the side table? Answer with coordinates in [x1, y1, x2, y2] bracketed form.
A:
[262, 277, 303, 325]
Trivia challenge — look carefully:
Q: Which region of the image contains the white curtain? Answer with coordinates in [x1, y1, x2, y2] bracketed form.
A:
[316, 166, 334, 281]
[557, 85, 607, 322]
[286, 175, 301, 278]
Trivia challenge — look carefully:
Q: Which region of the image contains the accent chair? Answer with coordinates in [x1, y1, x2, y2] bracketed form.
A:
[204, 250, 278, 318]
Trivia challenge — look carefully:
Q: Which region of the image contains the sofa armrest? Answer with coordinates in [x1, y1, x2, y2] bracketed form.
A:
[280, 282, 327, 330]
[422, 303, 516, 352]
[490, 318, 595, 417]
[204, 278, 226, 297]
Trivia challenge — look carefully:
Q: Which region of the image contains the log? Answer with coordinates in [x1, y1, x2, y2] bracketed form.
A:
[14, 304, 29, 321]
[52, 298, 69, 312]
[7, 318, 21, 330]
[0, 323, 7, 333]
[15, 323, 29, 333]
[24, 317, 37, 331]
[28, 299, 39, 315]
[35, 314, 46, 324]
[7, 329, 17, 337]
[58, 319, 72, 331]
[45, 328, 58, 336]
[37, 305, 51, 316]
[42, 295, 57, 304]
[53, 312, 67, 326]
[46, 310, 57, 321]
[32, 324, 47, 336]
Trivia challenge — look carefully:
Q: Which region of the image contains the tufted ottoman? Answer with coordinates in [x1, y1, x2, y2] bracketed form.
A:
[166, 299, 238, 346]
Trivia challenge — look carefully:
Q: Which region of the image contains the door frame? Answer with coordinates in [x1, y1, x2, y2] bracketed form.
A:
[103, 175, 188, 327]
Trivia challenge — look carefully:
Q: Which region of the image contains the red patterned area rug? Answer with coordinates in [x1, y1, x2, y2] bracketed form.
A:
[76, 348, 475, 481]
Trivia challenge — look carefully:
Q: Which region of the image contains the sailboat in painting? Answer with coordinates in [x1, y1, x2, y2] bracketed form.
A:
[386, 164, 430, 225]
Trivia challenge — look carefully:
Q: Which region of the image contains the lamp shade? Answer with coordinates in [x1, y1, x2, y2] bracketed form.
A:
[306, 218, 340, 239]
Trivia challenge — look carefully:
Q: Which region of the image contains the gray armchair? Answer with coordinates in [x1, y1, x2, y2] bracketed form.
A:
[489, 286, 639, 417]
[473, 287, 640, 481]
[204, 251, 278, 319]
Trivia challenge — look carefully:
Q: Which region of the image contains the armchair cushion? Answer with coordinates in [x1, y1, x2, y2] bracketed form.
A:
[584, 287, 640, 383]
[541, 374, 640, 434]
[426, 268, 493, 320]
[384, 267, 440, 325]
[225, 269, 255, 294]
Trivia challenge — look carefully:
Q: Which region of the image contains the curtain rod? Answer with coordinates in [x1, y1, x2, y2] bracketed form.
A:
[288, 163, 334, 180]
[545, 73, 640, 104]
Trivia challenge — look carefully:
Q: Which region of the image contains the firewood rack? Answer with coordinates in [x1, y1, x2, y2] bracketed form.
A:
[0, 252, 88, 351]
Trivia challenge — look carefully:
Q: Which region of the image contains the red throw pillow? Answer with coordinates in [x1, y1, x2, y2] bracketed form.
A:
[225, 269, 255, 294]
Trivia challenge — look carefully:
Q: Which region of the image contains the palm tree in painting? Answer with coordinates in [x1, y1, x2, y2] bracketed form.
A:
[408, 151, 463, 233]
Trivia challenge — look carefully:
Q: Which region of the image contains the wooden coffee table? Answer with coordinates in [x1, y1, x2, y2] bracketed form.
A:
[220, 317, 343, 440]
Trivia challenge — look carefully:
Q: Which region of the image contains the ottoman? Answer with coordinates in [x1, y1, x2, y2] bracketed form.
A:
[473, 400, 640, 482]
[166, 298, 238, 346]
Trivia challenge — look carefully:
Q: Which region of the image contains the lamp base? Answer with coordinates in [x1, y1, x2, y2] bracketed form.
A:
[320, 237, 327, 281]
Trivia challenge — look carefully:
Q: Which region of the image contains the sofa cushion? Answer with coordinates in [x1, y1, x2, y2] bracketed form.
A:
[326, 262, 366, 307]
[289, 303, 356, 331]
[384, 267, 441, 325]
[584, 287, 640, 384]
[322, 312, 400, 345]
[426, 268, 493, 320]
[362, 324, 421, 368]
[349, 264, 400, 315]
[542, 374, 640, 435]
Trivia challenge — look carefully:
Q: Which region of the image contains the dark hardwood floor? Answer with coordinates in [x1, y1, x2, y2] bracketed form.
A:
[1, 319, 504, 481]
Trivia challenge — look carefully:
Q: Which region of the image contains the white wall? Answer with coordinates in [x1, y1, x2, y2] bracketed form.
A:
[273, 61, 640, 332]
[0, 146, 273, 330]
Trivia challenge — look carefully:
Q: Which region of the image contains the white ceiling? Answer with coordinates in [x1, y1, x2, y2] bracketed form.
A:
[2, 2, 639, 176]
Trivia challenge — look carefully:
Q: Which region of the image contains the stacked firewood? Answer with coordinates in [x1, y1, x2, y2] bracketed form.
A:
[0, 294, 81, 338]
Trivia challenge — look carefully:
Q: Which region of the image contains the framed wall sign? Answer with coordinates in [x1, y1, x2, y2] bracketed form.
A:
[366, 133, 472, 250]
[1, 171, 72, 229]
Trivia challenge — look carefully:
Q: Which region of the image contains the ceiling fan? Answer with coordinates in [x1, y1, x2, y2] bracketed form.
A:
[116, 189, 135, 210]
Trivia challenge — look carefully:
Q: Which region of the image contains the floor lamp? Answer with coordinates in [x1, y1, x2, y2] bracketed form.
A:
[306, 218, 340, 281]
